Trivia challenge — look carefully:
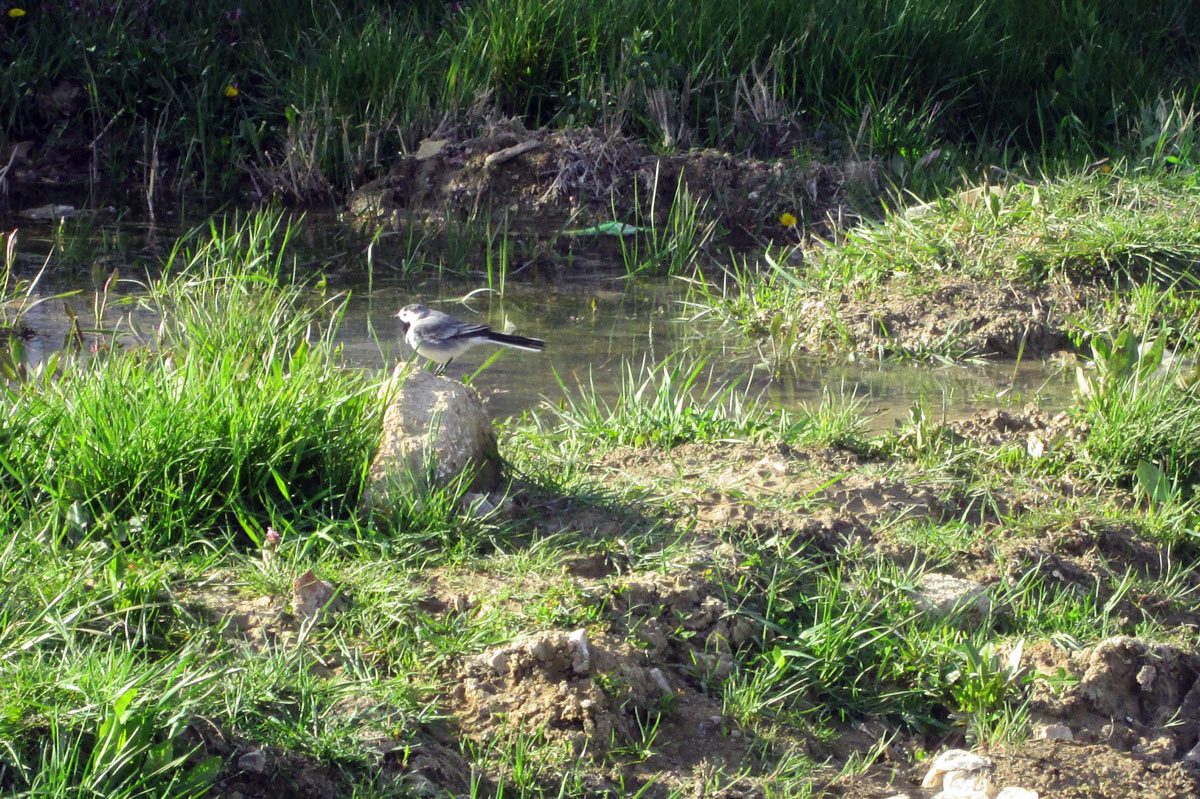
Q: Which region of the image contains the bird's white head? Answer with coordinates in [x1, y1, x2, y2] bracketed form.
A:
[396, 303, 429, 324]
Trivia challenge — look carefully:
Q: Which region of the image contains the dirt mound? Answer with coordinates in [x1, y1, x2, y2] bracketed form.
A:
[348, 120, 872, 238]
[450, 627, 740, 767]
[794, 277, 1086, 358]
[1029, 636, 1200, 764]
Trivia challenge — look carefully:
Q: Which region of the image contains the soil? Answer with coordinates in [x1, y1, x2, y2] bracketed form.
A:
[347, 118, 869, 244]
[172, 406, 1200, 798]
[775, 277, 1092, 359]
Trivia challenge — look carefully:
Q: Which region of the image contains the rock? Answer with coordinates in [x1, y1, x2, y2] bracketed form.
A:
[568, 628, 591, 674]
[291, 569, 344, 619]
[648, 667, 671, 694]
[237, 748, 267, 773]
[414, 139, 450, 161]
[996, 789, 1038, 799]
[486, 649, 510, 675]
[914, 573, 992, 624]
[362, 366, 501, 511]
[461, 491, 499, 517]
[941, 767, 993, 799]
[1184, 739, 1200, 765]
[921, 749, 993, 796]
[1034, 723, 1073, 741]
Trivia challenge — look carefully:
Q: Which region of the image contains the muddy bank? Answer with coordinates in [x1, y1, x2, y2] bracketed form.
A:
[347, 120, 875, 241]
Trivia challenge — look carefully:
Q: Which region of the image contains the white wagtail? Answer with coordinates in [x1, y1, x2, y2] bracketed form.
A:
[396, 303, 546, 375]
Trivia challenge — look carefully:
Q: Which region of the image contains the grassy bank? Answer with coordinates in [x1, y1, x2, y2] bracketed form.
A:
[3, 215, 1199, 795]
[2, 0, 1198, 199]
[689, 165, 1200, 361]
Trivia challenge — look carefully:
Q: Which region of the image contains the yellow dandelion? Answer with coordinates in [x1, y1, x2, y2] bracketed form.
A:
[1099, 164, 1111, 174]
[780, 212, 797, 228]
[7, 7, 26, 16]
[224, 84, 239, 98]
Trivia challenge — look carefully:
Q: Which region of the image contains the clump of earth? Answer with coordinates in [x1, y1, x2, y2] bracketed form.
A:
[347, 118, 875, 242]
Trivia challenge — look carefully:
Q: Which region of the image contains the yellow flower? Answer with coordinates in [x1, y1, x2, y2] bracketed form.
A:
[224, 85, 239, 98]
[7, 7, 26, 16]
[1099, 164, 1111, 174]
[780, 212, 797, 228]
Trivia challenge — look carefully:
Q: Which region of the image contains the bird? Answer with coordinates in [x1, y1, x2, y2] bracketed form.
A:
[395, 303, 546, 376]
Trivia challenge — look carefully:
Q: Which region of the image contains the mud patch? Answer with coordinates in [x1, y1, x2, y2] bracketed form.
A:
[175, 574, 296, 653]
[593, 441, 1001, 545]
[988, 738, 1200, 799]
[949, 405, 1084, 451]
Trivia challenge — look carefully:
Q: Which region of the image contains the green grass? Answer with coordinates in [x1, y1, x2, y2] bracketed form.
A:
[2, 213, 381, 549]
[528, 356, 866, 452]
[4, 1, 1199, 198]
[690, 167, 1200, 362]
[5, 209, 1200, 797]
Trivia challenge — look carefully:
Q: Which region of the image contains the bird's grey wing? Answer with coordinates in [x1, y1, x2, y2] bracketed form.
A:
[446, 324, 492, 340]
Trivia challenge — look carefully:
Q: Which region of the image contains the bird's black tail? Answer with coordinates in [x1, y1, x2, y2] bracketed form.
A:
[482, 330, 546, 352]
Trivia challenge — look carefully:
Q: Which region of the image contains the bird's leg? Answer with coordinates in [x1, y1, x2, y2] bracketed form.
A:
[434, 359, 451, 376]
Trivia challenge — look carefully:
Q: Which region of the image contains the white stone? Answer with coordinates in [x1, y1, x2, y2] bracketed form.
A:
[921, 749, 993, 791]
[1034, 723, 1073, 741]
[648, 667, 671, 694]
[237, 749, 267, 773]
[568, 628, 591, 673]
[941, 767, 993, 798]
[914, 573, 992, 622]
[485, 649, 510, 675]
[996, 789, 1038, 799]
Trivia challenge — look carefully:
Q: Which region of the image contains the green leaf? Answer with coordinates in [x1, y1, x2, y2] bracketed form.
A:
[1135, 460, 1171, 504]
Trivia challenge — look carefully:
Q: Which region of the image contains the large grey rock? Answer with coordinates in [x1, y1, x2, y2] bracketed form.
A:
[362, 366, 500, 510]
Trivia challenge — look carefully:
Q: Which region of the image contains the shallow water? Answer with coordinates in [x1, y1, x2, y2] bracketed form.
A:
[6, 213, 1076, 429]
